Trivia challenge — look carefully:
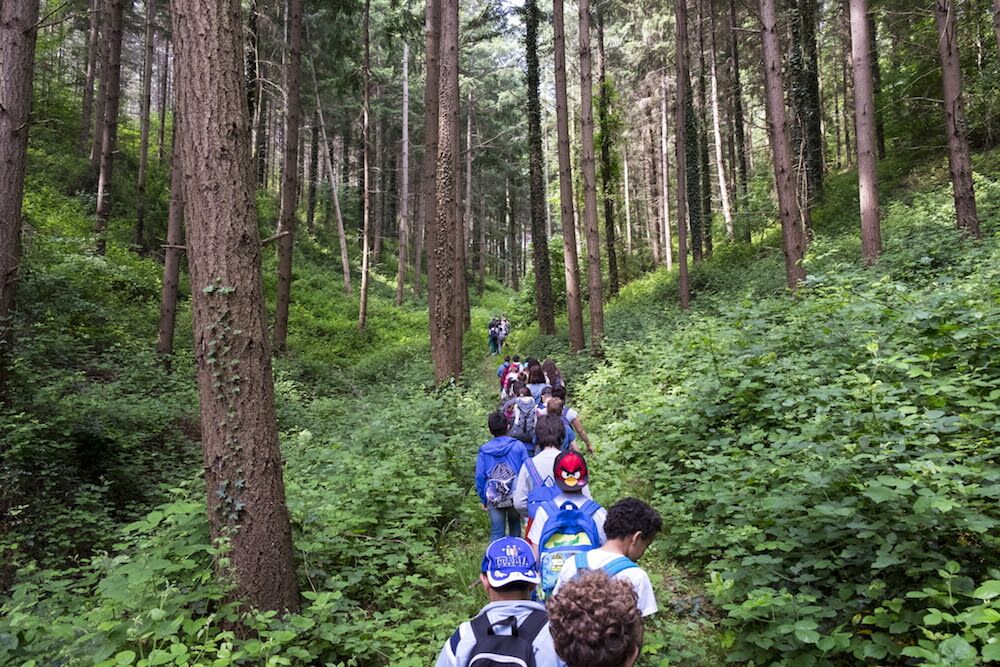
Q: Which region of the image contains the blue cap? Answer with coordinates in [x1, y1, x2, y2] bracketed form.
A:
[481, 537, 540, 588]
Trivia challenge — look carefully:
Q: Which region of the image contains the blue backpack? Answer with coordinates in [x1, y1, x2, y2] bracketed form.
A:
[537, 499, 602, 600]
[523, 459, 561, 519]
[573, 551, 638, 577]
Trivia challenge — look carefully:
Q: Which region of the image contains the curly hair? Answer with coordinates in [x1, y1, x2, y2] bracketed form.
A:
[547, 570, 643, 667]
[604, 498, 663, 541]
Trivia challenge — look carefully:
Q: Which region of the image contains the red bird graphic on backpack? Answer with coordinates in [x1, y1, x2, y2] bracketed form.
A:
[553, 451, 589, 491]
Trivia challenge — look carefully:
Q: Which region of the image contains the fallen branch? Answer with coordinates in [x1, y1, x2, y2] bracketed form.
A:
[260, 231, 290, 246]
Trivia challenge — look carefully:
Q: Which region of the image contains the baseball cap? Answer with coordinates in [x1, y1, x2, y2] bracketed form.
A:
[481, 537, 541, 588]
[553, 450, 589, 491]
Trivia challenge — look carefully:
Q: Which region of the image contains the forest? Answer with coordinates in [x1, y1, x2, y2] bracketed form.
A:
[0, 0, 999, 664]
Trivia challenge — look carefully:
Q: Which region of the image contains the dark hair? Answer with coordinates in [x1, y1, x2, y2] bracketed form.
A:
[510, 380, 527, 396]
[488, 411, 509, 436]
[535, 415, 566, 449]
[542, 359, 562, 384]
[540, 386, 553, 398]
[504, 355, 511, 362]
[524, 357, 540, 368]
[546, 397, 564, 416]
[604, 498, 662, 542]
[517, 385, 532, 398]
[548, 570, 643, 667]
[527, 365, 546, 385]
[512, 355, 521, 362]
[551, 386, 567, 401]
[493, 580, 536, 595]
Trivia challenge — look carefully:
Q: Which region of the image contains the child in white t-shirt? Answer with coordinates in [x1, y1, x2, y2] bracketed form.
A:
[552, 498, 662, 617]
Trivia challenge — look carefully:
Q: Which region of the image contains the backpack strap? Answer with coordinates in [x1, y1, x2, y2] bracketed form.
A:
[574, 551, 590, 572]
[577, 499, 600, 516]
[470, 613, 516, 640]
[525, 459, 542, 487]
[602, 556, 639, 577]
[515, 609, 548, 645]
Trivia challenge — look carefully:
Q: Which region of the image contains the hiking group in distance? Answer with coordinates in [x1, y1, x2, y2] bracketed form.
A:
[436, 353, 663, 667]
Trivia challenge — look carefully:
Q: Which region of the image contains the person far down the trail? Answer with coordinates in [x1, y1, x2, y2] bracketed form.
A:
[487, 317, 501, 355]
[475, 411, 530, 541]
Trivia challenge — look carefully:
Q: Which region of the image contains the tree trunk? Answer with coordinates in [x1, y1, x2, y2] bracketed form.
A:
[157, 113, 184, 360]
[553, 0, 586, 351]
[657, 78, 673, 269]
[94, 0, 124, 256]
[697, 0, 713, 258]
[578, 0, 604, 349]
[645, 109, 662, 266]
[135, 0, 156, 253]
[90, 0, 106, 177]
[759, 0, 808, 288]
[685, 79, 703, 263]
[993, 0, 1000, 56]
[935, 0, 981, 238]
[157, 38, 170, 163]
[709, 0, 734, 240]
[799, 0, 824, 205]
[0, 0, 40, 388]
[79, 0, 100, 155]
[729, 0, 749, 213]
[526, 0, 556, 332]
[396, 42, 410, 306]
[310, 66, 352, 294]
[596, 10, 619, 298]
[307, 112, 319, 230]
[456, 95, 469, 332]
[418, 0, 440, 300]
[430, 0, 463, 381]
[358, 0, 373, 332]
[849, 0, 882, 264]
[274, 0, 303, 353]
[623, 146, 633, 258]
[675, 0, 692, 309]
[172, 0, 299, 613]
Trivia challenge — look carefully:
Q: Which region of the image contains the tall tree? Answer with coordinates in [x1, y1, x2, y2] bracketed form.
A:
[674, 0, 691, 309]
[596, 9, 619, 298]
[759, 0, 808, 288]
[358, 0, 372, 331]
[554, 0, 586, 351]
[429, 0, 463, 381]
[172, 0, 299, 612]
[791, 0, 824, 207]
[94, 0, 124, 256]
[0, 0, 40, 388]
[578, 0, 604, 349]
[935, 0, 981, 239]
[90, 0, 107, 176]
[418, 0, 440, 299]
[848, 0, 882, 264]
[396, 42, 411, 307]
[157, 112, 184, 361]
[696, 0, 712, 258]
[306, 112, 319, 230]
[708, 0, 734, 240]
[526, 0, 556, 333]
[78, 0, 100, 155]
[993, 0, 1000, 56]
[645, 105, 662, 265]
[659, 74, 673, 269]
[729, 0, 749, 214]
[134, 0, 156, 252]
[274, 0, 303, 353]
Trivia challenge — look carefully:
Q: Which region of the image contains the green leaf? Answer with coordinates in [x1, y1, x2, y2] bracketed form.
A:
[114, 651, 136, 666]
[982, 641, 1000, 662]
[938, 636, 975, 662]
[973, 581, 1000, 601]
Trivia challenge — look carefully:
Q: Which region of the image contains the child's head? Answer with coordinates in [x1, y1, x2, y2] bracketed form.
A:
[551, 385, 567, 401]
[605, 498, 662, 561]
[548, 570, 644, 667]
[527, 365, 546, 385]
[546, 397, 564, 416]
[553, 451, 589, 492]
[535, 415, 566, 450]
[512, 355, 521, 363]
[517, 385, 532, 398]
[488, 411, 509, 437]
[480, 537, 540, 601]
[504, 355, 511, 363]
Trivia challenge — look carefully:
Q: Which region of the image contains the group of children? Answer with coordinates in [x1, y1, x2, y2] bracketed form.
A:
[487, 315, 511, 355]
[436, 355, 662, 667]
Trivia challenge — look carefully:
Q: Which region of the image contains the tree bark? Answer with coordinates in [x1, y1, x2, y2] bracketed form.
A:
[596, 10, 619, 298]
[358, 0, 372, 332]
[157, 112, 184, 360]
[696, 0, 712, 258]
[709, 0, 734, 240]
[553, 0, 586, 351]
[849, 0, 882, 264]
[418, 0, 440, 299]
[935, 0, 981, 238]
[0, 0, 40, 388]
[172, 0, 299, 613]
[94, 0, 124, 256]
[685, 79, 703, 263]
[526, 0, 556, 333]
[135, 0, 156, 253]
[274, 0, 303, 353]
[675, 0, 692, 309]
[660, 76, 674, 269]
[645, 108, 662, 266]
[79, 0, 100, 155]
[578, 0, 604, 349]
[759, 0, 808, 288]
[623, 146, 633, 258]
[396, 42, 410, 306]
[307, 112, 319, 230]
[429, 0, 463, 381]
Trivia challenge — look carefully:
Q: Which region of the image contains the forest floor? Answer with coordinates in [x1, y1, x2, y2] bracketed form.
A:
[3, 106, 1000, 666]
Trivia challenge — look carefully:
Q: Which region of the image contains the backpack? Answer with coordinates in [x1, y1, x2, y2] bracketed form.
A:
[524, 459, 561, 519]
[508, 400, 537, 442]
[466, 610, 548, 667]
[485, 461, 518, 508]
[573, 551, 638, 578]
[537, 499, 602, 600]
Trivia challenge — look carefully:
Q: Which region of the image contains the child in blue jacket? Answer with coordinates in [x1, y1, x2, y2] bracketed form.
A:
[476, 411, 530, 540]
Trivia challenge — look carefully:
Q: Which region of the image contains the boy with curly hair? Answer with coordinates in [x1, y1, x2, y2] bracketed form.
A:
[547, 569, 644, 667]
